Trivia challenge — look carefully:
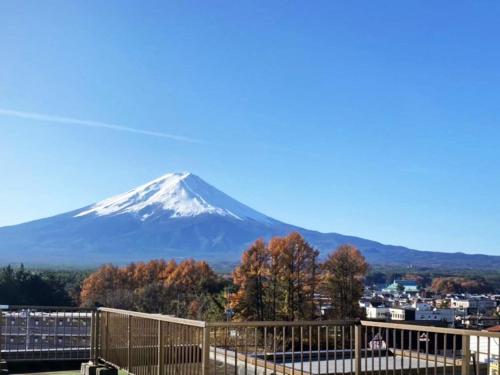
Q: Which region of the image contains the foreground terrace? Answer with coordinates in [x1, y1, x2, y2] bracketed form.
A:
[1, 306, 499, 375]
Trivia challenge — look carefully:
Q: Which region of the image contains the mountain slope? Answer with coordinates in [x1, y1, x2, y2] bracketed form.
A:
[75, 172, 274, 223]
[0, 172, 498, 269]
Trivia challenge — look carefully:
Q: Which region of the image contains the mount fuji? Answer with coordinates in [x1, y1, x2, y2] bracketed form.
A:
[0, 172, 499, 269]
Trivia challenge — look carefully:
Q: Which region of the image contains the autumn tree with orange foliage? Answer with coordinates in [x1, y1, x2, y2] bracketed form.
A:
[269, 233, 319, 320]
[230, 239, 270, 320]
[321, 244, 368, 319]
[80, 259, 225, 319]
[80, 264, 135, 309]
[81, 236, 369, 322]
[431, 277, 493, 294]
[230, 232, 320, 321]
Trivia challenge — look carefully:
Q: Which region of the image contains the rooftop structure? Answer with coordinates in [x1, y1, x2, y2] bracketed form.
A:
[382, 279, 419, 294]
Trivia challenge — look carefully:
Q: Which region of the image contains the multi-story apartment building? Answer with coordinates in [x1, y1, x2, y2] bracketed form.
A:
[450, 296, 497, 314]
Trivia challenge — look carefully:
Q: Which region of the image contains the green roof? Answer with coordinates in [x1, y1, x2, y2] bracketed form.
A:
[383, 279, 419, 293]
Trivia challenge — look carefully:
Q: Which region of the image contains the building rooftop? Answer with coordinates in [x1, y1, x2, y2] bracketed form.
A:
[383, 279, 419, 293]
[486, 325, 500, 332]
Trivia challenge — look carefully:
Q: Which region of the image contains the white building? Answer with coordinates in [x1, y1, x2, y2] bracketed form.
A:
[366, 306, 455, 324]
[388, 308, 410, 321]
[450, 297, 497, 314]
[366, 307, 390, 320]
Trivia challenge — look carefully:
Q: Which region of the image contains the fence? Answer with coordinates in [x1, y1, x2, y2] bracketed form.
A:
[358, 321, 499, 375]
[0, 305, 96, 362]
[1, 306, 499, 375]
[98, 307, 206, 375]
[204, 320, 356, 375]
[96, 308, 500, 375]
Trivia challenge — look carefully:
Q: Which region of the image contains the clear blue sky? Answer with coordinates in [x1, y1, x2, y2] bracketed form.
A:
[1, 1, 499, 255]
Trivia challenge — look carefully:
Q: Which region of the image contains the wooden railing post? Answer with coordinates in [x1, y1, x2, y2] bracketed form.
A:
[461, 334, 471, 375]
[355, 324, 362, 375]
[127, 315, 132, 372]
[0, 307, 3, 362]
[90, 310, 95, 362]
[158, 320, 164, 375]
[104, 311, 109, 361]
[94, 309, 100, 362]
[201, 325, 210, 375]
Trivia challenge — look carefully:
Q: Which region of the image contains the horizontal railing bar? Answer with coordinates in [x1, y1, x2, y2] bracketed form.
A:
[98, 307, 207, 327]
[1, 305, 95, 310]
[361, 320, 500, 338]
[206, 319, 359, 328]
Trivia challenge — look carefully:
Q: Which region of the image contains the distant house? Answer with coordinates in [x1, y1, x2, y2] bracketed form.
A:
[366, 304, 455, 325]
[450, 296, 497, 314]
[414, 308, 455, 323]
[383, 279, 419, 294]
[365, 306, 390, 320]
[388, 307, 414, 321]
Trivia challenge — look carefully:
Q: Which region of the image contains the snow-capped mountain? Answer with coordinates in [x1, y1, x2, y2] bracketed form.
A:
[75, 172, 273, 223]
[0, 172, 498, 269]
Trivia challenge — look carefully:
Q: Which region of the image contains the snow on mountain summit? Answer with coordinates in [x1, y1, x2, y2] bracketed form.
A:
[75, 172, 273, 223]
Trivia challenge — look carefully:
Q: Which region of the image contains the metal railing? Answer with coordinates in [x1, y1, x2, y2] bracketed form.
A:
[95, 309, 500, 375]
[204, 320, 357, 375]
[2, 305, 498, 375]
[98, 307, 206, 375]
[359, 321, 500, 375]
[0, 305, 96, 362]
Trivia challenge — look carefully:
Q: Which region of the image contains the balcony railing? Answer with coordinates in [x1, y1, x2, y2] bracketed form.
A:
[96, 307, 500, 375]
[1, 306, 499, 375]
[98, 307, 206, 375]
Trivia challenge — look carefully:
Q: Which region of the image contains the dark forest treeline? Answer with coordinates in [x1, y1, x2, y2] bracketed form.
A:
[0, 265, 88, 306]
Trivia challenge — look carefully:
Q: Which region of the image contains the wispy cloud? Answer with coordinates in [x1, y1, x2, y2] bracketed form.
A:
[0, 108, 204, 143]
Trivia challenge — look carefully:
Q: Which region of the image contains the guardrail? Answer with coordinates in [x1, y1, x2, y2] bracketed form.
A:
[2, 306, 498, 375]
[96, 309, 500, 375]
[360, 321, 500, 375]
[98, 307, 206, 375]
[0, 305, 96, 362]
[204, 319, 357, 375]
